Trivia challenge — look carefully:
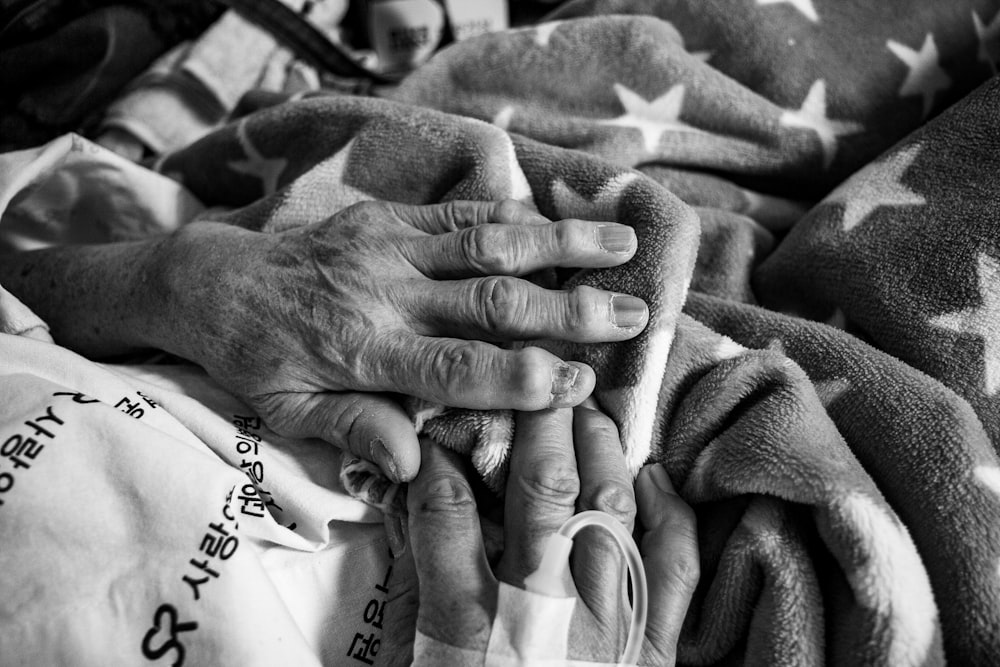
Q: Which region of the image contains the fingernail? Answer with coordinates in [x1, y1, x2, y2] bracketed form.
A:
[384, 513, 406, 559]
[551, 362, 580, 396]
[370, 437, 399, 482]
[610, 294, 647, 328]
[596, 224, 635, 253]
[641, 463, 676, 495]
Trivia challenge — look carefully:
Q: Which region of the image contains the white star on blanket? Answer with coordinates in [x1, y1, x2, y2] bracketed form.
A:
[267, 139, 372, 230]
[492, 105, 515, 129]
[929, 253, 1000, 396]
[761, 342, 853, 409]
[825, 143, 925, 232]
[780, 80, 863, 168]
[887, 33, 951, 118]
[599, 84, 704, 154]
[975, 465, 1000, 507]
[836, 491, 939, 667]
[228, 119, 289, 196]
[973, 9, 1000, 73]
[973, 465, 1000, 580]
[550, 172, 639, 221]
[496, 133, 535, 204]
[757, 0, 819, 23]
[824, 308, 848, 330]
[531, 21, 562, 48]
[814, 377, 851, 408]
[712, 335, 747, 362]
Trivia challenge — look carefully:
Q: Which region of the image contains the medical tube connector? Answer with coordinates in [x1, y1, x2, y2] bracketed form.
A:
[524, 510, 649, 667]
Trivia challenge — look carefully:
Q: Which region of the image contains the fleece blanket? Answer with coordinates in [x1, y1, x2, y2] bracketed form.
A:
[3, 1, 1000, 665]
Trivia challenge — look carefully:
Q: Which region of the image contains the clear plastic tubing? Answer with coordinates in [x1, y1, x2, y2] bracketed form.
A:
[523, 510, 649, 667]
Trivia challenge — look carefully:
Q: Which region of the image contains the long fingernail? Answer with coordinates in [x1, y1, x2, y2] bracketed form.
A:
[371, 437, 399, 482]
[551, 362, 581, 396]
[610, 294, 647, 328]
[596, 224, 635, 253]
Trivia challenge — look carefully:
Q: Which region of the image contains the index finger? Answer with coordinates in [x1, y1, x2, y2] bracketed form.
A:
[388, 199, 550, 235]
[635, 464, 699, 665]
[407, 438, 496, 647]
[571, 405, 637, 624]
[496, 408, 580, 587]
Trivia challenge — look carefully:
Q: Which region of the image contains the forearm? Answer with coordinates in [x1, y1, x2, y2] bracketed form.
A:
[0, 238, 173, 358]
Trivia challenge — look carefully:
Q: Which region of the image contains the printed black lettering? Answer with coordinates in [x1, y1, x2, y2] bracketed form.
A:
[141, 604, 197, 665]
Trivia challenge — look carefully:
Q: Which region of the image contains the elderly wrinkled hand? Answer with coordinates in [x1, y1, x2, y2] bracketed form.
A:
[377, 406, 699, 666]
[157, 199, 647, 481]
[0, 199, 648, 481]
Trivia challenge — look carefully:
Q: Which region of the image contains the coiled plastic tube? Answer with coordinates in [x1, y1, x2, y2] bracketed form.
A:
[523, 510, 648, 667]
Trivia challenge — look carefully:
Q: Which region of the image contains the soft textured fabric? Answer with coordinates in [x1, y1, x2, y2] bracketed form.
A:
[98, 0, 349, 156]
[0, 332, 393, 665]
[3, 1, 1000, 664]
[0, 1, 223, 152]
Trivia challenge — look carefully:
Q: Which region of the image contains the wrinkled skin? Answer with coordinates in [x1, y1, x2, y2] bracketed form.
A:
[377, 406, 700, 666]
[0, 199, 649, 481]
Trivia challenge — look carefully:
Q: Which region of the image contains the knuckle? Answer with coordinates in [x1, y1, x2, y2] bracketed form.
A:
[575, 404, 620, 435]
[345, 200, 384, 221]
[439, 200, 466, 231]
[587, 481, 637, 526]
[462, 224, 513, 274]
[329, 396, 367, 447]
[431, 341, 485, 398]
[494, 198, 525, 225]
[413, 474, 477, 516]
[477, 276, 527, 333]
[515, 463, 580, 509]
[509, 347, 554, 406]
[565, 285, 604, 334]
[551, 218, 577, 255]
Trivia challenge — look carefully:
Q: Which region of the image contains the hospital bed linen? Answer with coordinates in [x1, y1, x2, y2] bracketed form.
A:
[3, 0, 1000, 664]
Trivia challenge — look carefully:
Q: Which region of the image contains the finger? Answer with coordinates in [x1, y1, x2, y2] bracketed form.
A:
[635, 464, 699, 664]
[407, 217, 637, 279]
[496, 409, 580, 586]
[410, 278, 648, 342]
[388, 199, 551, 235]
[371, 334, 596, 410]
[375, 518, 420, 667]
[253, 391, 420, 483]
[571, 406, 636, 625]
[408, 438, 495, 646]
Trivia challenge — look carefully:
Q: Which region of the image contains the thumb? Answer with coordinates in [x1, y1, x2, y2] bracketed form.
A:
[635, 463, 700, 666]
[253, 390, 421, 483]
[375, 516, 420, 667]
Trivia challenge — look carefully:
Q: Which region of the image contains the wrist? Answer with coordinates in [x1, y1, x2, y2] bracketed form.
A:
[147, 222, 233, 365]
[151, 221, 269, 372]
[0, 237, 177, 358]
[133, 229, 191, 357]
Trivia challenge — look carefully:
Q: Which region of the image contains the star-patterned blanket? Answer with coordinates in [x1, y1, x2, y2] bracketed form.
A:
[5, 0, 1000, 665]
